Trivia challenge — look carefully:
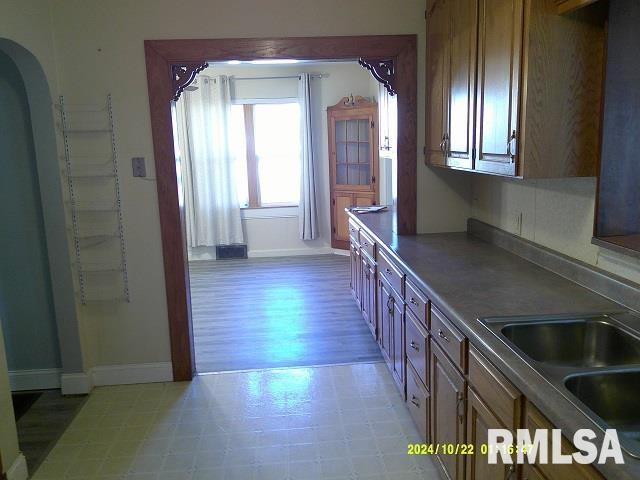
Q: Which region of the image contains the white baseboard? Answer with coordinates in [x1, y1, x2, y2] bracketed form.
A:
[92, 362, 173, 386]
[6, 453, 28, 480]
[331, 248, 350, 256]
[248, 247, 334, 258]
[8, 368, 61, 391]
[61, 371, 93, 395]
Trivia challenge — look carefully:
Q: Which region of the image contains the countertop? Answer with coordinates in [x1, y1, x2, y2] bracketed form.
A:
[348, 209, 639, 479]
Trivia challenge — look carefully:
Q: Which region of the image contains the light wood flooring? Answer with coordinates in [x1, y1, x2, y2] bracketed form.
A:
[189, 255, 382, 373]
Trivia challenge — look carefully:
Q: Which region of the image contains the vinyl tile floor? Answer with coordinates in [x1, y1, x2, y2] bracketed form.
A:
[32, 363, 439, 480]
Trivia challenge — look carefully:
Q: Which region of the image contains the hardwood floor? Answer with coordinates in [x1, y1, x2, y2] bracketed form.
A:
[15, 390, 86, 474]
[189, 254, 382, 373]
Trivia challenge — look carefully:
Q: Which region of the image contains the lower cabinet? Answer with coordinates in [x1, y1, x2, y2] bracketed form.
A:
[378, 274, 405, 396]
[431, 339, 466, 480]
[349, 239, 360, 304]
[466, 346, 522, 480]
[466, 388, 516, 480]
[523, 404, 604, 480]
[360, 251, 377, 339]
[406, 363, 430, 441]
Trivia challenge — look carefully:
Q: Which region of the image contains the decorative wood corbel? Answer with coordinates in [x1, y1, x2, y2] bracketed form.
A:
[171, 62, 209, 101]
[358, 57, 396, 96]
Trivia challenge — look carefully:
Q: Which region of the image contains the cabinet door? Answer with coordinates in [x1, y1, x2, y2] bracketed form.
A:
[426, 0, 449, 167]
[333, 115, 376, 191]
[447, 0, 477, 170]
[362, 258, 377, 339]
[466, 388, 516, 480]
[360, 254, 372, 329]
[431, 339, 466, 480]
[377, 277, 393, 366]
[391, 295, 406, 396]
[333, 193, 353, 245]
[475, 0, 524, 176]
[350, 240, 360, 302]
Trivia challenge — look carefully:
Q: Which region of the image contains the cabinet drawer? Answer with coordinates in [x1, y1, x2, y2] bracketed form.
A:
[405, 279, 428, 329]
[348, 219, 360, 243]
[359, 229, 375, 260]
[407, 363, 430, 442]
[468, 346, 521, 430]
[406, 308, 429, 389]
[378, 249, 404, 297]
[431, 305, 467, 372]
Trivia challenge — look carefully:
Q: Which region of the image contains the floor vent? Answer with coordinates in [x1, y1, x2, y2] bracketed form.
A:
[215, 244, 248, 260]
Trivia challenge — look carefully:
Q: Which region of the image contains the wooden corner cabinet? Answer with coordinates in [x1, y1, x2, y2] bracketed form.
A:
[425, 0, 606, 178]
[328, 96, 379, 249]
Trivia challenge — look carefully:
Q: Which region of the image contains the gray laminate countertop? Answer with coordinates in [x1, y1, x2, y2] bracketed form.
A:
[348, 209, 639, 479]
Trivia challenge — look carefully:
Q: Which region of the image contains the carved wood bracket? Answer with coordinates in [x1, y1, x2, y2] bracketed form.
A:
[358, 57, 396, 96]
[171, 62, 209, 101]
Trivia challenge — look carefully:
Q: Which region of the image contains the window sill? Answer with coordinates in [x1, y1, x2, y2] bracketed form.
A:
[240, 205, 299, 220]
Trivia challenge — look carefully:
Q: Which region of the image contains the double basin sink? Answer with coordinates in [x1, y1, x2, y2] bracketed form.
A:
[481, 312, 640, 458]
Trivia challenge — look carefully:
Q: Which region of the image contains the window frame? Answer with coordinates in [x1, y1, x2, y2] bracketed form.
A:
[232, 98, 300, 209]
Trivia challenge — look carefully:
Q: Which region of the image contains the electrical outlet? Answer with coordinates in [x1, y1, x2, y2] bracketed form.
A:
[132, 157, 146, 177]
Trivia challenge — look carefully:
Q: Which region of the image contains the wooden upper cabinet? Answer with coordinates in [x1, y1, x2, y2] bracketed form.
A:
[426, 0, 477, 170]
[475, 0, 522, 176]
[447, 0, 477, 170]
[426, 0, 449, 167]
[425, 0, 606, 178]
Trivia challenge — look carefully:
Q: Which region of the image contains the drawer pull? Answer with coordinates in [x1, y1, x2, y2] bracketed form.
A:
[438, 329, 450, 343]
[362, 242, 367, 247]
[410, 297, 418, 306]
[410, 395, 420, 408]
[410, 341, 419, 351]
[385, 268, 392, 275]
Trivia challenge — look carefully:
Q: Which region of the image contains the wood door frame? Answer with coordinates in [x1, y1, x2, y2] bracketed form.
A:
[144, 35, 417, 380]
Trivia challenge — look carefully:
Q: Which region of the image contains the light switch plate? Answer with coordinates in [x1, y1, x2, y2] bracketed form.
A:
[132, 157, 146, 177]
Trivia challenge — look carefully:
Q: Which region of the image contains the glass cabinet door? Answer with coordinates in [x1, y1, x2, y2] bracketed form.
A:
[335, 117, 372, 187]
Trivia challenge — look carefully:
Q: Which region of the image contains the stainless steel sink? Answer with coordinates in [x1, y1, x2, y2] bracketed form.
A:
[480, 312, 640, 458]
[501, 318, 640, 367]
[566, 371, 640, 449]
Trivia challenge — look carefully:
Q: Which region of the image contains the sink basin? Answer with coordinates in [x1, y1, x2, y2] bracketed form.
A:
[501, 319, 640, 367]
[565, 371, 640, 449]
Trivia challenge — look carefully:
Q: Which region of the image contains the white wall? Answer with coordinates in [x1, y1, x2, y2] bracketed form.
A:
[186, 61, 377, 259]
[46, 0, 471, 368]
[471, 176, 640, 284]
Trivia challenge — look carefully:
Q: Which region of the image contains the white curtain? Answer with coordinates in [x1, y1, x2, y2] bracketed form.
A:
[174, 75, 244, 247]
[298, 73, 318, 240]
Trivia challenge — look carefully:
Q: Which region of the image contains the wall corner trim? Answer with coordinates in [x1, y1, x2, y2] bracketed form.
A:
[6, 454, 27, 480]
[60, 371, 93, 395]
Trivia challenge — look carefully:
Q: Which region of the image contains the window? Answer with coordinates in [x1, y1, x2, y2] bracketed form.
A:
[230, 102, 301, 208]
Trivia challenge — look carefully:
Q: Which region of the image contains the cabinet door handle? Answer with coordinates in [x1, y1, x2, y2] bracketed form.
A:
[507, 130, 517, 163]
[409, 297, 418, 306]
[410, 341, 419, 351]
[410, 395, 420, 408]
[438, 329, 450, 342]
[385, 268, 392, 276]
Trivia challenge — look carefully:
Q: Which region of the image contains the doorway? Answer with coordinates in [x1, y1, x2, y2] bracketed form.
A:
[0, 47, 86, 475]
[173, 59, 398, 373]
[144, 35, 417, 380]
